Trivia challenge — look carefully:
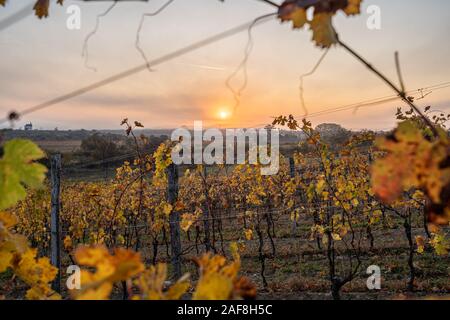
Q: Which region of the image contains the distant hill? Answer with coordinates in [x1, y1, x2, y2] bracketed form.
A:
[0, 129, 172, 141]
[1, 129, 98, 141]
[1, 128, 305, 141]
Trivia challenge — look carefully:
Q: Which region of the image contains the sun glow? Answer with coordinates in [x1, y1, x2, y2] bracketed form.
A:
[218, 109, 231, 120]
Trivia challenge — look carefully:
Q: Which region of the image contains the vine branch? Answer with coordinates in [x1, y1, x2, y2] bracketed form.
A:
[299, 48, 329, 116]
[395, 51, 406, 93]
[82, 1, 118, 72]
[135, 0, 176, 72]
[225, 13, 277, 115]
[337, 38, 438, 136]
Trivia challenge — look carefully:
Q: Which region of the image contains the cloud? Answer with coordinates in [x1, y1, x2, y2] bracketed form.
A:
[77, 92, 206, 116]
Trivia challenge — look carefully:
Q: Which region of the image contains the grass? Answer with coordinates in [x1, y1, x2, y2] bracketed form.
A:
[36, 140, 82, 153]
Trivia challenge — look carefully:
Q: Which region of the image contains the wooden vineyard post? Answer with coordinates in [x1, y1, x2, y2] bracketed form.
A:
[289, 157, 296, 179]
[289, 157, 298, 236]
[202, 166, 212, 252]
[50, 154, 62, 293]
[167, 163, 182, 279]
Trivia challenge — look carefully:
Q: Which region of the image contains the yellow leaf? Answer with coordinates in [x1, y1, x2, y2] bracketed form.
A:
[181, 213, 196, 232]
[322, 233, 329, 245]
[63, 235, 73, 251]
[332, 233, 342, 241]
[0, 251, 12, 273]
[137, 264, 168, 300]
[244, 229, 253, 240]
[75, 245, 111, 267]
[163, 203, 173, 216]
[343, 0, 362, 15]
[136, 263, 190, 300]
[116, 234, 125, 245]
[166, 280, 190, 300]
[370, 210, 382, 224]
[77, 276, 113, 300]
[193, 273, 233, 300]
[73, 245, 144, 300]
[26, 285, 60, 300]
[0, 212, 17, 228]
[279, 4, 307, 29]
[192, 247, 251, 300]
[415, 235, 425, 254]
[430, 233, 449, 256]
[316, 178, 326, 194]
[109, 248, 145, 282]
[14, 249, 57, 285]
[33, 0, 50, 19]
[371, 120, 450, 225]
[290, 8, 307, 28]
[310, 13, 337, 48]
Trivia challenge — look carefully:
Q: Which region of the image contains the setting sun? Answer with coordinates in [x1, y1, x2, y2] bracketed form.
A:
[218, 109, 231, 120]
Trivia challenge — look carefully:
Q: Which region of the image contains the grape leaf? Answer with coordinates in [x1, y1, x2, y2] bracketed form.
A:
[33, 0, 50, 19]
[73, 245, 144, 300]
[371, 120, 450, 224]
[135, 263, 190, 300]
[344, 0, 362, 15]
[278, 3, 307, 29]
[191, 243, 254, 300]
[33, 0, 63, 19]
[0, 139, 47, 210]
[278, 0, 363, 47]
[415, 235, 425, 254]
[0, 211, 59, 300]
[310, 12, 336, 48]
[193, 272, 233, 300]
[430, 232, 449, 256]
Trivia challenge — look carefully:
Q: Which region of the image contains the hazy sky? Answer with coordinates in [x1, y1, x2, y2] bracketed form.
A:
[1, 0, 449, 130]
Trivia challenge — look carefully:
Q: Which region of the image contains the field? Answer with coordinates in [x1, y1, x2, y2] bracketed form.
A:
[5, 143, 449, 300]
[34, 140, 82, 153]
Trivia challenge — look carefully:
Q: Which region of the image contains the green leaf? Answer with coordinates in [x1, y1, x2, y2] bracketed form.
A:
[0, 139, 47, 210]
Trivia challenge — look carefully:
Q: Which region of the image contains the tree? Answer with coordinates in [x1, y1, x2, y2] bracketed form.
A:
[315, 123, 351, 149]
[80, 133, 119, 162]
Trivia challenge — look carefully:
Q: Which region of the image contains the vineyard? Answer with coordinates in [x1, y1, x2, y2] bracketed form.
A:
[0, 112, 448, 300]
[0, 0, 449, 302]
